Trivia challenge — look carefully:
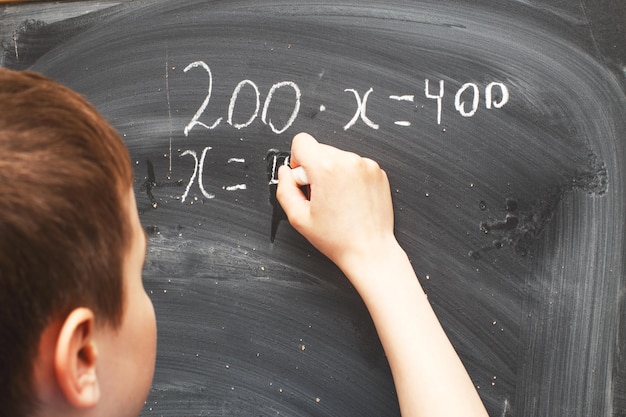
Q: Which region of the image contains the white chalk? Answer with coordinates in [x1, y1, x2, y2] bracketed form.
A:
[291, 166, 309, 186]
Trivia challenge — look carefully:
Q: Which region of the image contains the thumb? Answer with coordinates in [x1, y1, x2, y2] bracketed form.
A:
[276, 165, 310, 229]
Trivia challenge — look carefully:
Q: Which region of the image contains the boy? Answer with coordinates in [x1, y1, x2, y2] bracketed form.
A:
[0, 68, 487, 417]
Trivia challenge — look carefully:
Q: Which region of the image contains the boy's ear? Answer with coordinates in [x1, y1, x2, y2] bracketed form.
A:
[54, 307, 100, 408]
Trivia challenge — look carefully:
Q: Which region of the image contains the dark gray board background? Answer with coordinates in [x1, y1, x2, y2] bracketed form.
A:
[2, 1, 625, 416]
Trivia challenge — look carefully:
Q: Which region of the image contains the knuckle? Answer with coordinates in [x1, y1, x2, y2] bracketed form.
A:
[360, 157, 382, 176]
[362, 157, 381, 170]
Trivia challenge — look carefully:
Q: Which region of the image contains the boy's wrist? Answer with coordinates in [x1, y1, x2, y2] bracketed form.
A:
[338, 238, 422, 300]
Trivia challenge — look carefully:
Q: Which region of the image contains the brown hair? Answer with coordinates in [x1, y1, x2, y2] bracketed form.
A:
[0, 69, 133, 416]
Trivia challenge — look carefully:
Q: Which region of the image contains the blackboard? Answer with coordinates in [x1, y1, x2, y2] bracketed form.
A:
[2, 1, 625, 416]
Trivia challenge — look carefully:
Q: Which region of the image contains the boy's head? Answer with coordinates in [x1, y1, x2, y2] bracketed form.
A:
[0, 69, 156, 417]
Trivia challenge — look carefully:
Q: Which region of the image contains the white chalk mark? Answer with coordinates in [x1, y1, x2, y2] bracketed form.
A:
[389, 94, 414, 102]
[165, 47, 173, 174]
[425, 79, 444, 125]
[183, 61, 222, 136]
[261, 81, 301, 134]
[268, 154, 290, 185]
[225, 184, 247, 191]
[180, 150, 198, 203]
[269, 155, 279, 185]
[197, 146, 215, 199]
[390, 95, 415, 127]
[227, 158, 246, 164]
[501, 398, 510, 417]
[180, 147, 214, 202]
[485, 82, 509, 109]
[228, 80, 260, 129]
[579, 0, 602, 59]
[344, 87, 379, 130]
[455, 82, 480, 117]
[13, 33, 19, 62]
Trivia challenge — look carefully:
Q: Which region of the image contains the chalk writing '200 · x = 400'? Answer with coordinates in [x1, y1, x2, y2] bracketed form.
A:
[181, 60, 510, 135]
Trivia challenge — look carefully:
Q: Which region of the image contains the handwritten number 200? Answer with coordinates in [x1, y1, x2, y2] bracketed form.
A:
[183, 60, 301, 135]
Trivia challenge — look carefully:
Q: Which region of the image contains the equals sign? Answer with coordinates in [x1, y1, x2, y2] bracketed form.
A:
[389, 95, 415, 126]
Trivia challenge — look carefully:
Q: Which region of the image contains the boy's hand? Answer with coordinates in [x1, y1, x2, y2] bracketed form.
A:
[277, 133, 489, 417]
[276, 132, 398, 277]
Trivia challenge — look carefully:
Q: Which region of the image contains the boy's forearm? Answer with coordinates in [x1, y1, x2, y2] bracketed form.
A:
[276, 134, 488, 417]
[342, 243, 489, 417]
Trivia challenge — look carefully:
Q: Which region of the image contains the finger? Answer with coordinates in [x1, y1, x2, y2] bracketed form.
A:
[276, 165, 310, 227]
[289, 132, 320, 169]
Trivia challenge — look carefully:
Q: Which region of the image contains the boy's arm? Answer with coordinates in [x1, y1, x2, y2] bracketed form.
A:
[276, 133, 489, 417]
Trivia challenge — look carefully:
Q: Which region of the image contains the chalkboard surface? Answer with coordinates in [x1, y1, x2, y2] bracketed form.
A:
[2, 1, 626, 416]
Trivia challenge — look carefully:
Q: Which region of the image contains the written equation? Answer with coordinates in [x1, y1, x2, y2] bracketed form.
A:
[182, 60, 509, 134]
[148, 60, 510, 205]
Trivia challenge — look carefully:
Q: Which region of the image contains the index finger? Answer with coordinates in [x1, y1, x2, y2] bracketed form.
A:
[289, 132, 321, 169]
